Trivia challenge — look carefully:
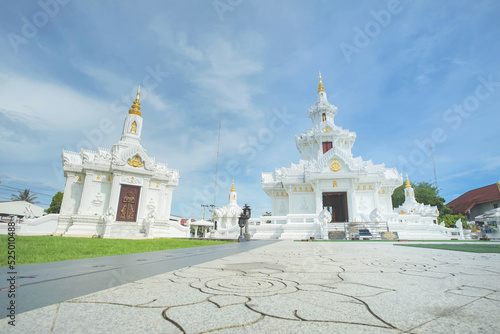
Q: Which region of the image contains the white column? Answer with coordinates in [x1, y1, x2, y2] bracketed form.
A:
[108, 172, 122, 215]
[137, 177, 150, 223]
[373, 184, 381, 213]
[60, 173, 78, 215]
[287, 185, 294, 214]
[157, 183, 166, 220]
[348, 190, 355, 222]
[285, 185, 292, 215]
[163, 188, 173, 221]
[315, 183, 322, 213]
[77, 171, 95, 215]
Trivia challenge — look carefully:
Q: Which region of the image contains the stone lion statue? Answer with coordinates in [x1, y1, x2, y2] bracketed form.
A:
[318, 209, 332, 225]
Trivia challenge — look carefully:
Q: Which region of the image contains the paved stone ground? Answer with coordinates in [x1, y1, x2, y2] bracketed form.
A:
[2, 241, 500, 333]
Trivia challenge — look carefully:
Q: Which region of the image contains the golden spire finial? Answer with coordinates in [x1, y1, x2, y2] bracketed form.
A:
[317, 71, 325, 93]
[230, 180, 235, 192]
[129, 86, 142, 116]
[405, 175, 412, 188]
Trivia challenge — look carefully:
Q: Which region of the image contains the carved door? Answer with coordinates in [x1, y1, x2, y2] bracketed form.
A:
[117, 185, 141, 222]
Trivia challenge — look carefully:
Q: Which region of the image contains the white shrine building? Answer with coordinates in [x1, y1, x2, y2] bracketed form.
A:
[261, 73, 401, 222]
[249, 74, 459, 240]
[50, 88, 185, 238]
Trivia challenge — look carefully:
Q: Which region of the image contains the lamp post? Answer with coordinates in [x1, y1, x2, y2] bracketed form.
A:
[238, 204, 251, 242]
[243, 204, 251, 241]
[238, 215, 245, 242]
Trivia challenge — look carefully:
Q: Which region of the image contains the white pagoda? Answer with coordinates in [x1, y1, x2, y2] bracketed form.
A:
[52, 88, 184, 238]
[251, 73, 453, 240]
[394, 176, 439, 219]
[213, 181, 243, 238]
[387, 175, 442, 239]
[262, 74, 401, 221]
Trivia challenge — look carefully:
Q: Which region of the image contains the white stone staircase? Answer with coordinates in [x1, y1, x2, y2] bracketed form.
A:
[109, 222, 146, 238]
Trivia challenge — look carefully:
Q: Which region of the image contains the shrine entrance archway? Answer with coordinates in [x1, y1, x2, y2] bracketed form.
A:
[322, 192, 348, 222]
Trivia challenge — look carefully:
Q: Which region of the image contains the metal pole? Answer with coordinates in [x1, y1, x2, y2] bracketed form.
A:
[201, 204, 209, 219]
[244, 219, 250, 241]
[213, 109, 222, 209]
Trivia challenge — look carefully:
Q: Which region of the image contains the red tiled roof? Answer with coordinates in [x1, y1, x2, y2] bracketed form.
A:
[180, 218, 196, 225]
[447, 183, 500, 214]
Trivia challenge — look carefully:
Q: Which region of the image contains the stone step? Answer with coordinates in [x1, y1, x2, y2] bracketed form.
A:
[108, 223, 146, 238]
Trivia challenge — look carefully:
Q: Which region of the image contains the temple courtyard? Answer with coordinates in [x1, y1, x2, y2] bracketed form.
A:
[2, 240, 500, 333]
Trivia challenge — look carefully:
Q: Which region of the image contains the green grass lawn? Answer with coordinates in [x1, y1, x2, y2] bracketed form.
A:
[395, 243, 500, 253]
[0, 235, 234, 267]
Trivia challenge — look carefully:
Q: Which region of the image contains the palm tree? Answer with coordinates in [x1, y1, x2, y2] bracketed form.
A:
[11, 189, 39, 204]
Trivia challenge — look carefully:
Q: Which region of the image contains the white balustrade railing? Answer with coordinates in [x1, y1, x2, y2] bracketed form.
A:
[249, 214, 319, 226]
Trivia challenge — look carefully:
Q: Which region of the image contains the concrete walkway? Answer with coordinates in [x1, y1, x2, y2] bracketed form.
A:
[2, 241, 500, 333]
[0, 240, 276, 315]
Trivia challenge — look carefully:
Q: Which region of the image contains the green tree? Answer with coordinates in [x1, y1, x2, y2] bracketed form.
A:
[46, 192, 64, 214]
[391, 185, 406, 209]
[438, 214, 467, 228]
[11, 189, 39, 204]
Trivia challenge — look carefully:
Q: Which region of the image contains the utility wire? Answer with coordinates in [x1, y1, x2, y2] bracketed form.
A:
[0, 184, 54, 197]
[429, 146, 438, 188]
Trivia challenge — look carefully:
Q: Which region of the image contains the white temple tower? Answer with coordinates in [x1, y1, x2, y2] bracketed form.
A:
[53, 87, 181, 238]
[394, 175, 439, 219]
[261, 73, 403, 223]
[214, 181, 243, 237]
[254, 73, 450, 240]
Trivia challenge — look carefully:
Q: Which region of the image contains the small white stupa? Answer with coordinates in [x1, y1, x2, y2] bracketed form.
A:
[394, 176, 439, 218]
[214, 181, 243, 238]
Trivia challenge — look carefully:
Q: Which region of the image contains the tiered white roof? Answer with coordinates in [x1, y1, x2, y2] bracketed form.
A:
[262, 73, 401, 192]
[215, 181, 242, 218]
[61, 88, 179, 184]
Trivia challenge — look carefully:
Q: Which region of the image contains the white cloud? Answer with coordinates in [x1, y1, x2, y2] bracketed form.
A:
[149, 17, 263, 117]
[439, 155, 500, 183]
[0, 126, 17, 141]
[193, 38, 263, 115]
[0, 73, 111, 132]
[77, 64, 135, 95]
[149, 18, 204, 62]
[143, 91, 168, 111]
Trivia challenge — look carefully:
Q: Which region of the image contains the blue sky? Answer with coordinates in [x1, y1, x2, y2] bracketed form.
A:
[0, 0, 499, 217]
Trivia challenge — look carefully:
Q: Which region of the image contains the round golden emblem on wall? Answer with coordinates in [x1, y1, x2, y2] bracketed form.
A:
[330, 159, 341, 172]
